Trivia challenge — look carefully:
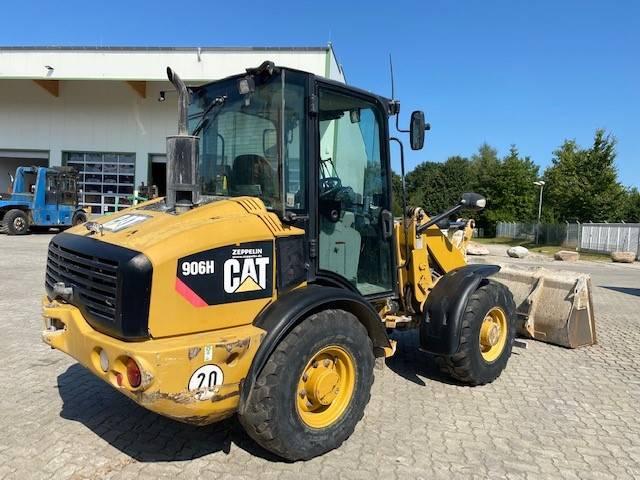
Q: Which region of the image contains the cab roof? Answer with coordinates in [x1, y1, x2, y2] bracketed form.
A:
[191, 63, 394, 117]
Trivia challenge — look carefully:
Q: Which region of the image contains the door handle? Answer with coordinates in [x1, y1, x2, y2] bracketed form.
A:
[381, 209, 393, 240]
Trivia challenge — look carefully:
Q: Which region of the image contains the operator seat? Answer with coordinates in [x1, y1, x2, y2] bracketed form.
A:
[231, 154, 276, 197]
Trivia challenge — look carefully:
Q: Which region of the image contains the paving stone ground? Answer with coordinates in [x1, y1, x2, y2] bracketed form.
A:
[1, 233, 639, 479]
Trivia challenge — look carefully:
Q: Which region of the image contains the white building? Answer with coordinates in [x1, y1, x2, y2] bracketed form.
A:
[0, 45, 344, 213]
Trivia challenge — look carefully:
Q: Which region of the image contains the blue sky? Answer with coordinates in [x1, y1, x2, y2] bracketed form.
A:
[2, 0, 638, 187]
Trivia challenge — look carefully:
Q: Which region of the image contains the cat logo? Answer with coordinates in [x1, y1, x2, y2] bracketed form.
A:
[224, 250, 270, 294]
[176, 242, 273, 306]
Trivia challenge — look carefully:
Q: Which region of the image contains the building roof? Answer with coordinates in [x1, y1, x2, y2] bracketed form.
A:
[0, 46, 330, 52]
[0, 45, 342, 82]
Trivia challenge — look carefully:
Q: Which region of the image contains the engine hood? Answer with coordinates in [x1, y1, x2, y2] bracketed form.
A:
[60, 196, 301, 338]
[66, 196, 286, 251]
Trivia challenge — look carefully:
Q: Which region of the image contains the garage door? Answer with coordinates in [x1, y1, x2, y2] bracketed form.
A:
[0, 150, 49, 193]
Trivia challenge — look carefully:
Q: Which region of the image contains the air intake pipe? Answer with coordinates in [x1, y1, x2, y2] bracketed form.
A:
[165, 67, 199, 211]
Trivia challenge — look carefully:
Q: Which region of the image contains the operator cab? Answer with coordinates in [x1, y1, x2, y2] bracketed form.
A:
[187, 64, 410, 298]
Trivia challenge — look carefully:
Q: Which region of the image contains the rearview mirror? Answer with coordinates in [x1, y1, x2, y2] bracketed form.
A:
[461, 192, 486, 210]
[410, 111, 426, 150]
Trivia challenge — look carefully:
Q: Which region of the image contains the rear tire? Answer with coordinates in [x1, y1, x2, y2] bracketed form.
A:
[239, 309, 375, 461]
[5, 209, 29, 235]
[436, 280, 516, 385]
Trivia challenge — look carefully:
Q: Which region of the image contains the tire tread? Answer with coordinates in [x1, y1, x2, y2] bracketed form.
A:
[239, 309, 374, 461]
[435, 281, 516, 385]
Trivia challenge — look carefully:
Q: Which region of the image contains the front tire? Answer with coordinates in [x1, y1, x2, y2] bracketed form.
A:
[239, 309, 375, 461]
[72, 211, 88, 226]
[5, 209, 29, 235]
[436, 280, 516, 385]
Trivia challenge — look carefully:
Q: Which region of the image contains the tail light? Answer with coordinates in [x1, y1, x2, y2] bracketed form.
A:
[126, 358, 142, 388]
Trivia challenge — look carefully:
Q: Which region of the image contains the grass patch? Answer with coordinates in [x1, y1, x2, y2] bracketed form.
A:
[473, 237, 522, 246]
[474, 237, 611, 262]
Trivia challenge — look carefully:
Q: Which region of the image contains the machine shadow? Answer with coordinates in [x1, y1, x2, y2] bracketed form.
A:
[56, 364, 283, 463]
[601, 286, 640, 298]
[385, 329, 466, 387]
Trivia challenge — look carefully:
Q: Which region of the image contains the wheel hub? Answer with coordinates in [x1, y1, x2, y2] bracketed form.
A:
[480, 322, 500, 347]
[479, 307, 508, 362]
[14, 218, 25, 229]
[296, 346, 356, 429]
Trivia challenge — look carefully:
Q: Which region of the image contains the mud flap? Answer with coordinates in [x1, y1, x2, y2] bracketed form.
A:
[492, 265, 596, 348]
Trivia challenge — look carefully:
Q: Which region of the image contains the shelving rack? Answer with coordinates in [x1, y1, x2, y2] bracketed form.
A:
[64, 152, 135, 214]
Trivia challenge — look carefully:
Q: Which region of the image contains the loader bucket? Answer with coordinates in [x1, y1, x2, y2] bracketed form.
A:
[491, 264, 596, 348]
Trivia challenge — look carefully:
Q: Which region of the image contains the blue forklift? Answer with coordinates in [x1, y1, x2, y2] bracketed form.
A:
[0, 166, 87, 235]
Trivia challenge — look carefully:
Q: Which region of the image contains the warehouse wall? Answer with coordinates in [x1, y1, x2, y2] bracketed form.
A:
[0, 47, 344, 212]
[0, 79, 175, 187]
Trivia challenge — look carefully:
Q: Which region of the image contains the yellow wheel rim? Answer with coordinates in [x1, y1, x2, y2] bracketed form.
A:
[479, 307, 508, 363]
[296, 345, 356, 429]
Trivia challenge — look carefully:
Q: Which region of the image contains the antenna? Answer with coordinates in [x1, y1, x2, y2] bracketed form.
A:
[388, 54, 401, 118]
[389, 53, 395, 100]
[390, 54, 407, 132]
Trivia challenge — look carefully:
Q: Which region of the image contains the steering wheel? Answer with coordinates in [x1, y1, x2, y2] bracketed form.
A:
[320, 177, 342, 197]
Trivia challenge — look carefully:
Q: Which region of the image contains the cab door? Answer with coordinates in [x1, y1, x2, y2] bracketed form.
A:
[34, 171, 59, 225]
[56, 174, 76, 225]
[315, 85, 395, 296]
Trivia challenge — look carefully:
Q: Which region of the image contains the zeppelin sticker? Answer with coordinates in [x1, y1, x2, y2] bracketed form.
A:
[102, 214, 150, 232]
[176, 241, 273, 306]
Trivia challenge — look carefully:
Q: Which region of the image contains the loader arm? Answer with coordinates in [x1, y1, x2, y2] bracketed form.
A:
[400, 204, 596, 349]
[394, 207, 469, 314]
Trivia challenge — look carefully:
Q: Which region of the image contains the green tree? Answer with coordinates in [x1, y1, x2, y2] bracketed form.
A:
[405, 161, 444, 212]
[439, 155, 476, 209]
[623, 187, 640, 222]
[462, 144, 539, 235]
[491, 145, 539, 222]
[400, 144, 539, 236]
[404, 156, 475, 216]
[544, 130, 625, 222]
[470, 143, 501, 194]
[391, 171, 404, 217]
[469, 144, 500, 232]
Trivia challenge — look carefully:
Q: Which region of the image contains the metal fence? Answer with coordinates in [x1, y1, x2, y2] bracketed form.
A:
[495, 222, 574, 246]
[495, 221, 640, 259]
[580, 223, 640, 259]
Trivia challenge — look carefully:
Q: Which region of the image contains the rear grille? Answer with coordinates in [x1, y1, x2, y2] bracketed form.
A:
[44, 232, 153, 340]
[46, 240, 119, 323]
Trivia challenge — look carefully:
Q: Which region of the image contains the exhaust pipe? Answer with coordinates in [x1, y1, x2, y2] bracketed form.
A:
[165, 67, 199, 211]
[167, 67, 189, 136]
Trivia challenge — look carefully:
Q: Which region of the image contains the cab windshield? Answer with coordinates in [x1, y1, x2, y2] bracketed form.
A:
[188, 71, 307, 212]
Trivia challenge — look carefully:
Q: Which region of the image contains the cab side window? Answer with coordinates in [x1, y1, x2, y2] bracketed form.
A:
[317, 88, 393, 295]
[45, 173, 58, 204]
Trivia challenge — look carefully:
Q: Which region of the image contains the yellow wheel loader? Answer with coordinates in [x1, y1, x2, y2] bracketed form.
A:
[41, 62, 594, 461]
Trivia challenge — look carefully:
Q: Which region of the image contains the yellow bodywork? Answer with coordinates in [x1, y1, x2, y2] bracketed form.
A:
[42, 298, 264, 424]
[42, 197, 304, 424]
[42, 197, 473, 425]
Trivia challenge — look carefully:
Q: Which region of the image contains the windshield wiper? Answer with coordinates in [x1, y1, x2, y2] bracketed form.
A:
[192, 95, 227, 136]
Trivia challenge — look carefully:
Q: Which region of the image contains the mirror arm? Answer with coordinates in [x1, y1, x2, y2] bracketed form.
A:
[390, 137, 410, 270]
[416, 203, 464, 236]
[395, 113, 409, 133]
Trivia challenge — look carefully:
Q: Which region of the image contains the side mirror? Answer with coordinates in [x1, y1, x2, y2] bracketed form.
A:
[461, 192, 486, 210]
[410, 111, 426, 150]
